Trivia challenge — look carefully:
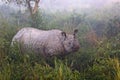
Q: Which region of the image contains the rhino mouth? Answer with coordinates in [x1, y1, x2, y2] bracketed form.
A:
[72, 46, 80, 52]
[73, 48, 79, 52]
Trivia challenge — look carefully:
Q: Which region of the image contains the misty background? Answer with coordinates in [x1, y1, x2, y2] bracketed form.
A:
[0, 0, 120, 12]
[0, 0, 120, 79]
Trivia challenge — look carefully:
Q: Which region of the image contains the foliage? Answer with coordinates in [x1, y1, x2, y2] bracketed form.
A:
[0, 2, 120, 80]
[29, 11, 44, 29]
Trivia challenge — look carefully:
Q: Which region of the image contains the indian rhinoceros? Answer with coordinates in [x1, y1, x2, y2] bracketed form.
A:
[11, 27, 80, 57]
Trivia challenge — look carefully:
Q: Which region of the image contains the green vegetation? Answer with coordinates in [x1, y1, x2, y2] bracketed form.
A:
[0, 2, 120, 80]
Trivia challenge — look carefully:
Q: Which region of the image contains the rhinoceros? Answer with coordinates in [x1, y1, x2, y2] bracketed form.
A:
[11, 27, 80, 57]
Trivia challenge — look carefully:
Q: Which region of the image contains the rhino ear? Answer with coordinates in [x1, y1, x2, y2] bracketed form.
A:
[73, 29, 78, 37]
[61, 32, 67, 40]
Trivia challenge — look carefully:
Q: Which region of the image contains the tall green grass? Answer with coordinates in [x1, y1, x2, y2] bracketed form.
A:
[0, 16, 120, 80]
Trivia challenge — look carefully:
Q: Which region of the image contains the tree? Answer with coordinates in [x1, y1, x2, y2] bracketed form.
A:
[2, 0, 41, 28]
[3, 0, 40, 15]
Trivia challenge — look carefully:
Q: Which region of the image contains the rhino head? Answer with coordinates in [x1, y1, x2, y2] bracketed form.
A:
[61, 29, 80, 53]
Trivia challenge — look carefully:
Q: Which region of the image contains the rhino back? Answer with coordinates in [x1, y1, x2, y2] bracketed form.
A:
[21, 28, 62, 45]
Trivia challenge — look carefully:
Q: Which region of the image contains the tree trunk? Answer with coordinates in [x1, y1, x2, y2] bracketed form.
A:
[26, 0, 40, 15]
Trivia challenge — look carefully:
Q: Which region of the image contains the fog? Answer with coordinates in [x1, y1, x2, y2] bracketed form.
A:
[0, 0, 120, 79]
[0, 0, 120, 12]
[40, 0, 120, 12]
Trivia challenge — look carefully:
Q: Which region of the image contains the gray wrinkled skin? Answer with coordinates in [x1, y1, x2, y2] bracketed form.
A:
[11, 27, 80, 57]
